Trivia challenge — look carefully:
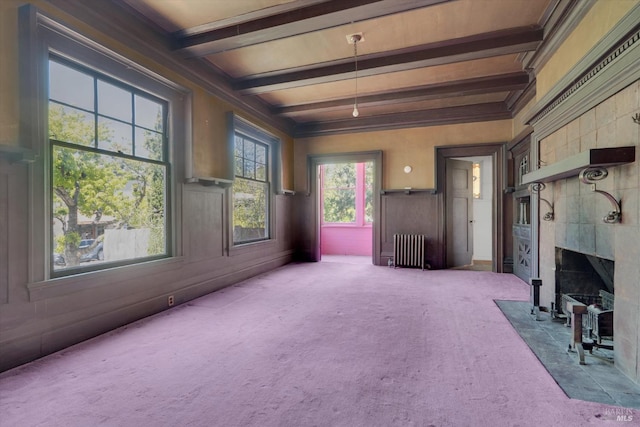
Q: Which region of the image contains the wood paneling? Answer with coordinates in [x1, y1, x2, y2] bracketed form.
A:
[380, 193, 442, 269]
[183, 186, 225, 261]
[0, 161, 8, 304]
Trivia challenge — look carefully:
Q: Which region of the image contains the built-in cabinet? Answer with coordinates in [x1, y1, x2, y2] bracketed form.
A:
[508, 135, 532, 283]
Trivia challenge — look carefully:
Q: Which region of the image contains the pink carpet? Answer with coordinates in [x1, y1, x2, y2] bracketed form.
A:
[0, 261, 635, 426]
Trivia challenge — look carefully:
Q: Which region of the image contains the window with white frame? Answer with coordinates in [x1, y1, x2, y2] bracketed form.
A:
[230, 116, 279, 245]
[20, 6, 185, 280]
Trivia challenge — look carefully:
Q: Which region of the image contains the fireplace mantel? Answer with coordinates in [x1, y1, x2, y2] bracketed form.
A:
[522, 146, 635, 185]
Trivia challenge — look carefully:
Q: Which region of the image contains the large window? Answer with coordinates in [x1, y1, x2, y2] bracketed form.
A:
[20, 5, 186, 285]
[48, 57, 169, 274]
[233, 133, 269, 244]
[229, 114, 280, 246]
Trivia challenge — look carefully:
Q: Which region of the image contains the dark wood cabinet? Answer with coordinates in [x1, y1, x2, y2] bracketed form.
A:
[508, 133, 532, 283]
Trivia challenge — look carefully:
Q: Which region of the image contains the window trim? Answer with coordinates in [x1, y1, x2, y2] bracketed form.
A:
[19, 5, 189, 292]
[227, 113, 281, 252]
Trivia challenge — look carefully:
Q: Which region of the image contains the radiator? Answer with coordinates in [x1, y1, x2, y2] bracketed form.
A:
[393, 234, 426, 270]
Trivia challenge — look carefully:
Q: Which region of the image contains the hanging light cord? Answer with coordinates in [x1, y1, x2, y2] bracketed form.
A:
[352, 35, 360, 117]
[354, 37, 358, 108]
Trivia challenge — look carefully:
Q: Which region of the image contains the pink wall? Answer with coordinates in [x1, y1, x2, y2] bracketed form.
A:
[320, 163, 372, 256]
[321, 225, 372, 255]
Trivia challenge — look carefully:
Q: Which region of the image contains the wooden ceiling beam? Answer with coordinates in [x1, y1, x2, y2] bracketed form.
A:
[294, 102, 512, 137]
[177, 0, 451, 57]
[273, 72, 530, 115]
[234, 26, 543, 94]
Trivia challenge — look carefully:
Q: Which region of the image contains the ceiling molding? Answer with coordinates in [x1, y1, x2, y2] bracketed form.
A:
[176, 0, 451, 57]
[234, 26, 543, 94]
[521, 0, 597, 74]
[505, 79, 537, 116]
[524, 4, 640, 130]
[294, 102, 512, 138]
[274, 72, 530, 116]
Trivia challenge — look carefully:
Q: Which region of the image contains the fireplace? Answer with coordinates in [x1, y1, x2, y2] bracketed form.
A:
[553, 247, 614, 314]
[553, 247, 615, 353]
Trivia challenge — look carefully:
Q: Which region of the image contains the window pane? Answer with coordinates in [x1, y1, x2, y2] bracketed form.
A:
[49, 60, 94, 111]
[235, 136, 244, 158]
[365, 186, 373, 223]
[255, 144, 266, 164]
[49, 103, 95, 146]
[323, 188, 356, 223]
[256, 163, 266, 181]
[98, 117, 133, 155]
[98, 80, 132, 122]
[52, 145, 167, 271]
[135, 127, 163, 161]
[235, 157, 244, 176]
[244, 160, 256, 179]
[324, 163, 356, 188]
[135, 95, 163, 131]
[233, 177, 267, 243]
[365, 161, 374, 223]
[243, 140, 255, 161]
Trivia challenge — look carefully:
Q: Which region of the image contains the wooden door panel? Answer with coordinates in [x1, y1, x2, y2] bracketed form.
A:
[446, 159, 473, 267]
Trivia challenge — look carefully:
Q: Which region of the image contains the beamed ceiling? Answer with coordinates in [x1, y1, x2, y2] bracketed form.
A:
[115, 0, 572, 137]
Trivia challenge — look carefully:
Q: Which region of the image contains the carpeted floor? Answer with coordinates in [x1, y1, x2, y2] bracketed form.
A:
[0, 261, 637, 426]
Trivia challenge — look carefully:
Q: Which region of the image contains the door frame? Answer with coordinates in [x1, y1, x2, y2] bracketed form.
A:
[436, 143, 505, 272]
[306, 151, 383, 265]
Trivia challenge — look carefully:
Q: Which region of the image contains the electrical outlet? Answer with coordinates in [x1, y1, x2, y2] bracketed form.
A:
[168, 295, 175, 307]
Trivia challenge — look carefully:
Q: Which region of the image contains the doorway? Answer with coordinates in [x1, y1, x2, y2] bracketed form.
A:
[319, 162, 373, 257]
[307, 151, 382, 265]
[447, 156, 493, 269]
[436, 144, 505, 272]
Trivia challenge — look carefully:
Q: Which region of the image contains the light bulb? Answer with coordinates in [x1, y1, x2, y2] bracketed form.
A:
[352, 105, 359, 117]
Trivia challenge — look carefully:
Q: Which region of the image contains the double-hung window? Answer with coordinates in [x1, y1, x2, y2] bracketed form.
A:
[20, 6, 186, 281]
[48, 57, 169, 273]
[230, 115, 280, 246]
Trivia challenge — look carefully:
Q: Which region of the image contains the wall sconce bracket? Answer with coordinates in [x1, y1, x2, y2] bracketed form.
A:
[528, 182, 554, 221]
[578, 167, 621, 223]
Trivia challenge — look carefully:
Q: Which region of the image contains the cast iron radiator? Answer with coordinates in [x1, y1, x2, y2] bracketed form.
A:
[393, 234, 426, 270]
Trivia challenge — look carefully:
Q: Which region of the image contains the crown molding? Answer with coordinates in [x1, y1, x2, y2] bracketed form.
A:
[524, 4, 640, 138]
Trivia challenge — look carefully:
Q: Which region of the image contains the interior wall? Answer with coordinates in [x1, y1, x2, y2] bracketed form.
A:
[535, 0, 637, 100]
[294, 124, 511, 267]
[294, 121, 512, 192]
[0, 1, 296, 372]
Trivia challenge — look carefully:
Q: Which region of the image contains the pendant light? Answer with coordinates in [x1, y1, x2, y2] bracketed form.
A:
[347, 33, 363, 118]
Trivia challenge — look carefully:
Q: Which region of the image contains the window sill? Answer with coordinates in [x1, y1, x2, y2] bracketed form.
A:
[28, 256, 185, 301]
[185, 176, 233, 188]
[0, 144, 36, 163]
[229, 238, 277, 257]
[321, 223, 373, 228]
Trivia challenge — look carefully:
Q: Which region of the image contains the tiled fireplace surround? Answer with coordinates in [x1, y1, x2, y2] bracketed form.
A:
[535, 81, 639, 383]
